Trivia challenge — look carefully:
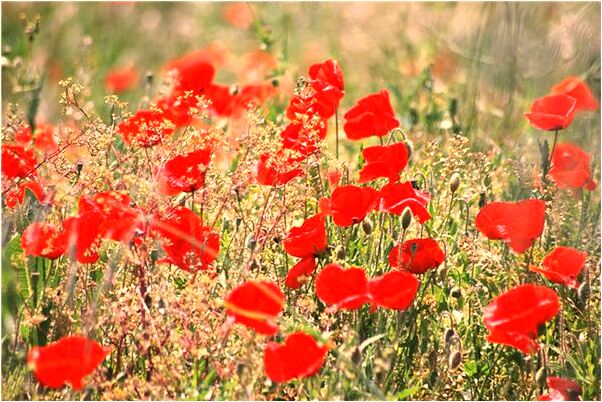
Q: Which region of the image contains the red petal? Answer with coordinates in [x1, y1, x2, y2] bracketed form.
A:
[369, 270, 419, 311]
[264, 332, 328, 383]
[225, 280, 284, 336]
[315, 264, 369, 310]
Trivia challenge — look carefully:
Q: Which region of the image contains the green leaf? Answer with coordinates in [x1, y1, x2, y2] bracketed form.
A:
[396, 386, 420, 400]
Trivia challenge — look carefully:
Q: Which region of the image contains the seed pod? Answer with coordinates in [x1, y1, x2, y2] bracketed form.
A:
[362, 218, 373, 235]
[401, 207, 412, 230]
[450, 286, 462, 299]
[449, 173, 461, 194]
[443, 328, 455, 345]
[448, 350, 462, 369]
[478, 192, 486, 209]
[246, 234, 257, 250]
[235, 217, 242, 228]
[335, 245, 346, 260]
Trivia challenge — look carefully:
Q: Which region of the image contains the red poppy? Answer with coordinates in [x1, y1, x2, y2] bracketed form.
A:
[551, 76, 598, 112]
[163, 52, 215, 95]
[319, 185, 378, 227]
[156, 92, 200, 128]
[21, 222, 67, 260]
[225, 280, 284, 336]
[5, 180, 47, 209]
[117, 109, 174, 147]
[358, 142, 409, 183]
[524, 94, 576, 131]
[156, 148, 212, 196]
[2, 144, 37, 179]
[538, 377, 582, 401]
[307, 59, 345, 114]
[377, 181, 431, 223]
[27, 335, 110, 390]
[205, 83, 276, 118]
[530, 246, 587, 289]
[32, 123, 59, 154]
[264, 331, 328, 383]
[256, 152, 304, 187]
[280, 119, 327, 158]
[285, 258, 317, 290]
[283, 214, 327, 259]
[326, 169, 341, 192]
[483, 284, 560, 354]
[475, 199, 546, 253]
[286, 92, 336, 121]
[315, 263, 369, 310]
[63, 213, 102, 264]
[549, 143, 597, 191]
[151, 206, 220, 272]
[388, 238, 445, 274]
[223, 2, 254, 29]
[105, 66, 139, 93]
[14, 125, 33, 144]
[343, 90, 399, 140]
[368, 270, 419, 311]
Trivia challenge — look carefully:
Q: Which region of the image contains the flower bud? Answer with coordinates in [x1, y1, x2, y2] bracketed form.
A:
[361, 218, 373, 235]
[449, 173, 461, 194]
[478, 192, 486, 209]
[448, 350, 462, 369]
[246, 234, 257, 250]
[443, 328, 455, 345]
[335, 245, 346, 260]
[450, 286, 462, 299]
[351, 347, 362, 365]
[401, 207, 412, 230]
[578, 282, 590, 302]
[403, 140, 413, 159]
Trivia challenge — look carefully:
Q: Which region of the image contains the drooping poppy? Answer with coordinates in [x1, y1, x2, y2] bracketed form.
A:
[285, 258, 317, 290]
[368, 270, 419, 311]
[163, 51, 215, 95]
[377, 181, 431, 223]
[524, 94, 576, 131]
[475, 199, 546, 254]
[530, 246, 587, 289]
[105, 66, 139, 94]
[283, 214, 327, 259]
[388, 238, 445, 274]
[549, 143, 597, 191]
[2, 144, 37, 179]
[5, 180, 48, 209]
[117, 109, 175, 147]
[315, 263, 369, 310]
[264, 331, 328, 383]
[483, 284, 560, 354]
[551, 76, 598, 112]
[358, 142, 410, 183]
[21, 222, 67, 260]
[343, 90, 399, 140]
[538, 377, 583, 401]
[156, 148, 212, 196]
[256, 152, 304, 187]
[27, 335, 110, 390]
[225, 280, 284, 336]
[150, 206, 220, 272]
[318, 185, 378, 227]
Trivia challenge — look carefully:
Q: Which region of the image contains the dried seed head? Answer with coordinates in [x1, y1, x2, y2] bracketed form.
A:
[449, 173, 461, 194]
[401, 207, 412, 230]
[361, 218, 373, 235]
[448, 350, 462, 369]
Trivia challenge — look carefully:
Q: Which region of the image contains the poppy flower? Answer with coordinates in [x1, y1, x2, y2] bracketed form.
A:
[256, 152, 304, 187]
[63, 213, 102, 264]
[163, 52, 215, 95]
[225, 280, 284, 336]
[280, 119, 327, 158]
[315, 263, 369, 310]
[285, 258, 317, 290]
[223, 2, 254, 29]
[14, 125, 33, 144]
[264, 332, 328, 383]
[117, 109, 174, 147]
[551, 76, 598, 112]
[530, 246, 587, 289]
[538, 377, 582, 401]
[283, 214, 327, 259]
[32, 123, 59, 154]
[2, 144, 37, 179]
[475, 199, 546, 253]
[27, 335, 110, 390]
[156, 92, 201, 128]
[151, 206, 220, 272]
[5, 180, 47, 209]
[156, 148, 212, 196]
[358, 142, 410, 183]
[378, 181, 431, 223]
[524, 94, 576, 131]
[286, 92, 336, 121]
[21, 222, 67, 260]
[326, 169, 341, 192]
[343, 90, 399, 140]
[105, 66, 139, 94]
[388, 238, 445, 274]
[483, 284, 560, 354]
[307, 59, 345, 114]
[549, 143, 597, 191]
[319, 185, 378, 227]
[368, 270, 419, 311]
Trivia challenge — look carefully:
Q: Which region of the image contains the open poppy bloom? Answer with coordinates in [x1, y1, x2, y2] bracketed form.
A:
[319, 185, 378, 227]
[156, 148, 212, 196]
[315, 263, 369, 310]
[156, 92, 202, 128]
[2, 144, 38, 179]
[283, 214, 327, 259]
[62, 212, 102, 264]
[368, 270, 419, 311]
[286, 91, 337, 121]
[280, 119, 327, 158]
[27, 335, 110, 390]
[105, 66, 139, 94]
[117, 109, 175, 147]
[483, 284, 560, 354]
[475, 199, 546, 253]
[256, 152, 304, 187]
[378, 181, 431, 223]
[525, 94, 576, 131]
[358, 142, 409, 183]
[151, 206, 220, 272]
[163, 51, 215, 95]
[343, 90, 399, 140]
[14, 124, 33, 145]
[307, 59, 345, 115]
[388, 238, 445, 274]
[530, 246, 587, 289]
[538, 377, 583, 401]
[225, 280, 284, 336]
[264, 331, 329, 383]
[5, 180, 48, 209]
[285, 258, 317, 290]
[21, 222, 68, 260]
[551, 76, 598, 112]
[549, 143, 597, 191]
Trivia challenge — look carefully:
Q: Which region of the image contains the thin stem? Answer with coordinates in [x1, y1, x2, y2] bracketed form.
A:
[335, 108, 339, 159]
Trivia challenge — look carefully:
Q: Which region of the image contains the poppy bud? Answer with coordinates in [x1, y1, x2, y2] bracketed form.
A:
[404, 140, 413, 159]
[450, 286, 462, 299]
[362, 218, 373, 235]
[335, 245, 346, 260]
[235, 217, 242, 228]
[535, 367, 546, 384]
[271, 78, 279, 88]
[449, 173, 461, 194]
[448, 350, 462, 369]
[229, 85, 239, 96]
[478, 193, 486, 209]
[145, 71, 153, 85]
[578, 282, 589, 302]
[246, 234, 256, 250]
[351, 347, 362, 365]
[483, 175, 491, 187]
[401, 207, 412, 230]
[409, 108, 419, 128]
[443, 328, 455, 345]
[449, 98, 458, 118]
